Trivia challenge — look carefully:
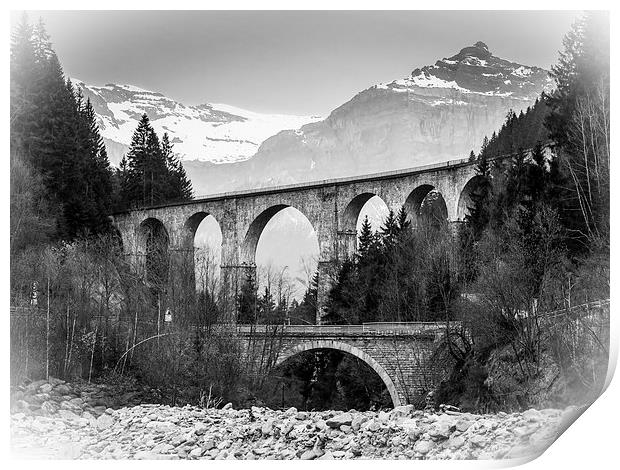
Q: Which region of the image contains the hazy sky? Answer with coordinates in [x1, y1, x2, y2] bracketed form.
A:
[13, 10, 580, 115]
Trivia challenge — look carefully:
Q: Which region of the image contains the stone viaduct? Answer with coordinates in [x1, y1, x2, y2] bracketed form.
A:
[235, 323, 447, 407]
[112, 156, 484, 323]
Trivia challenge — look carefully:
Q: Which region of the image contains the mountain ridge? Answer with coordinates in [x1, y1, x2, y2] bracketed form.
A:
[76, 42, 553, 195]
[208, 42, 553, 195]
[72, 80, 321, 167]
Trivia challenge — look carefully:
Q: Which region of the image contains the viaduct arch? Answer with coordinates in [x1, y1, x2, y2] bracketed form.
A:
[274, 339, 402, 407]
[112, 157, 483, 323]
[235, 323, 446, 406]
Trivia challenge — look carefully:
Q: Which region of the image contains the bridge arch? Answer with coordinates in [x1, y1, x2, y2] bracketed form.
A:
[457, 175, 489, 221]
[242, 204, 319, 274]
[274, 339, 402, 407]
[340, 193, 390, 257]
[404, 185, 448, 229]
[243, 205, 288, 263]
[342, 193, 390, 231]
[185, 212, 222, 291]
[342, 193, 377, 232]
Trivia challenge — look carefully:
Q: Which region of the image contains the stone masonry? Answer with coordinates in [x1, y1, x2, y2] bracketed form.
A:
[236, 324, 446, 407]
[112, 158, 482, 323]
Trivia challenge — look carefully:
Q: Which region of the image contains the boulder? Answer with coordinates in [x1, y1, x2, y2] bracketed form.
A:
[428, 420, 455, 440]
[39, 383, 54, 394]
[414, 439, 435, 455]
[455, 418, 472, 432]
[391, 405, 415, 419]
[351, 415, 367, 431]
[326, 413, 353, 429]
[261, 419, 274, 435]
[54, 384, 72, 395]
[41, 401, 59, 415]
[522, 409, 542, 421]
[194, 423, 208, 435]
[96, 413, 114, 431]
[202, 439, 215, 451]
[58, 409, 80, 420]
[189, 447, 204, 458]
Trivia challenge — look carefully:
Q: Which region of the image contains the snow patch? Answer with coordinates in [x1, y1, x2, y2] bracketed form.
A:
[74, 79, 322, 165]
[512, 66, 533, 77]
[116, 83, 151, 93]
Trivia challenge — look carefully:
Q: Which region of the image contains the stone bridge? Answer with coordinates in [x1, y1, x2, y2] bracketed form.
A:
[112, 157, 485, 322]
[235, 322, 448, 407]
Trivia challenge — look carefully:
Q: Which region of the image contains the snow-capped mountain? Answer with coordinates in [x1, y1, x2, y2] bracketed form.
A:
[182, 42, 554, 195]
[194, 42, 553, 193]
[77, 42, 554, 196]
[72, 80, 321, 167]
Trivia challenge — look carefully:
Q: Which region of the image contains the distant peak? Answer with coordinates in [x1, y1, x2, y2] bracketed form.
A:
[450, 41, 492, 61]
[473, 41, 489, 51]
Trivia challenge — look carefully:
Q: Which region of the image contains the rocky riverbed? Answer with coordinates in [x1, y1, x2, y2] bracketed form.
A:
[10, 378, 581, 460]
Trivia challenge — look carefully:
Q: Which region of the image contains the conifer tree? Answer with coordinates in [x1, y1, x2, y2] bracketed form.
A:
[258, 287, 276, 323]
[162, 132, 193, 200]
[396, 206, 410, 233]
[32, 17, 54, 63]
[380, 209, 399, 247]
[120, 117, 193, 208]
[10, 15, 114, 239]
[357, 216, 375, 257]
[237, 270, 258, 324]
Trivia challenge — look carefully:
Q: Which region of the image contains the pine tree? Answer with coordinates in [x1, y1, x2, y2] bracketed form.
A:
[237, 269, 258, 324]
[10, 13, 37, 153]
[120, 119, 193, 208]
[258, 287, 276, 324]
[122, 114, 164, 206]
[162, 132, 193, 201]
[11, 16, 114, 240]
[357, 216, 375, 257]
[324, 260, 358, 324]
[480, 135, 489, 154]
[32, 17, 54, 63]
[78, 95, 113, 231]
[396, 206, 410, 233]
[464, 156, 492, 240]
[380, 209, 399, 247]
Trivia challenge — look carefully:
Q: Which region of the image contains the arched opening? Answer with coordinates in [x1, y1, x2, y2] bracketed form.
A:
[186, 212, 222, 293]
[259, 341, 399, 410]
[138, 218, 169, 289]
[457, 175, 490, 221]
[244, 205, 319, 320]
[404, 185, 448, 230]
[343, 193, 390, 249]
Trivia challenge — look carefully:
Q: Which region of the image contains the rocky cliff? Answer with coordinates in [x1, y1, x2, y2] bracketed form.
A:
[208, 41, 552, 194]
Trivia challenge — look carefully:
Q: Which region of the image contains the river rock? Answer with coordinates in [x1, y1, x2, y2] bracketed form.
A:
[326, 413, 353, 428]
[9, 383, 570, 461]
[96, 413, 114, 430]
[455, 418, 472, 432]
[391, 405, 415, 419]
[414, 439, 435, 455]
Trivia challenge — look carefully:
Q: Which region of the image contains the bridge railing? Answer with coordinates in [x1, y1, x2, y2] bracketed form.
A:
[116, 142, 556, 213]
[235, 322, 447, 335]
